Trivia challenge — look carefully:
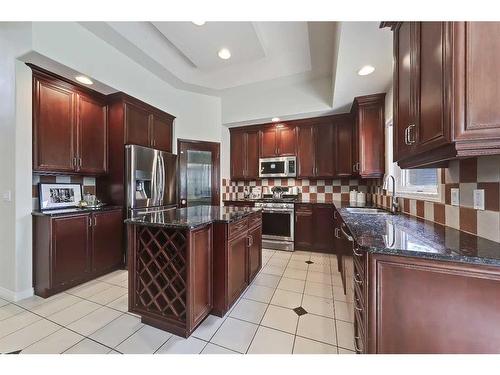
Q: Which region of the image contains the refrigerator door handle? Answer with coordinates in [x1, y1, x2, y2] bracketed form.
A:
[158, 153, 165, 205]
[151, 152, 158, 206]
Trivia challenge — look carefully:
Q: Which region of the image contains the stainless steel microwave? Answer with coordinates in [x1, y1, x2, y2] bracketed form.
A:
[259, 157, 296, 178]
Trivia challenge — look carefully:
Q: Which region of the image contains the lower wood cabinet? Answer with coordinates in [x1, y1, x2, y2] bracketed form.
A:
[213, 212, 262, 316]
[33, 208, 124, 298]
[294, 203, 335, 253]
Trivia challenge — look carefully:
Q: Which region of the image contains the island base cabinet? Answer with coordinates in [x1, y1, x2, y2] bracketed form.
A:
[128, 224, 213, 338]
[367, 253, 500, 354]
[212, 212, 262, 317]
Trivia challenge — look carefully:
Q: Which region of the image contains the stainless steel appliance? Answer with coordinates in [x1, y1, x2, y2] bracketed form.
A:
[126, 145, 177, 216]
[259, 156, 296, 178]
[255, 199, 295, 251]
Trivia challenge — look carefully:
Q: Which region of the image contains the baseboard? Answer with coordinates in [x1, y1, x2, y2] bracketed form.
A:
[0, 286, 34, 302]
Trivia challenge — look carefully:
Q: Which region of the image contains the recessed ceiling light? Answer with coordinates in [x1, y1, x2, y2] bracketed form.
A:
[271, 117, 280, 122]
[192, 21, 206, 26]
[218, 48, 231, 60]
[75, 75, 93, 85]
[357, 65, 375, 76]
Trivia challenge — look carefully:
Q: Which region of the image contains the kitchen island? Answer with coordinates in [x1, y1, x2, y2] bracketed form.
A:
[125, 205, 262, 337]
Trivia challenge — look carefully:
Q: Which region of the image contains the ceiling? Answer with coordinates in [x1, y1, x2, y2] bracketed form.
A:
[71, 22, 392, 124]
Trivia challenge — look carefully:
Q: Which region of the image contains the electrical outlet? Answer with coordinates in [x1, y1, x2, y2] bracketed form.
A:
[473, 189, 485, 210]
[451, 188, 460, 206]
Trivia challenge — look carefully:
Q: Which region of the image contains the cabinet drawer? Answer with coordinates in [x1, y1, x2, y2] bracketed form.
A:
[248, 212, 262, 229]
[228, 218, 248, 239]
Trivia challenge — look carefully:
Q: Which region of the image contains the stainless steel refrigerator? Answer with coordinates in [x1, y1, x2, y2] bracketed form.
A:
[125, 145, 177, 216]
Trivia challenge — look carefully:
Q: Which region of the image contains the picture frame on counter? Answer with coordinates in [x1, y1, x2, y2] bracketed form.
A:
[38, 183, 83, 210]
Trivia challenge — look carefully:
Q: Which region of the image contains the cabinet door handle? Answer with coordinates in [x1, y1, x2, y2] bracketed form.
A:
[88, 217, 92, 227]
[340, 223, 353, 242]
[334, 211, 337, 219]
[404, 126, 409, 145]
[353, 246, 363, 257]
[73, 157, 77, 168]
[93, 216, 97, 226]
[356, 162, 360, 171]
[354, 297, 363, 311]
[354, 337, 362, 353]
[354, 273, 363, 285]
[408, 124, 416, 144]
[335, 227, 340, 239]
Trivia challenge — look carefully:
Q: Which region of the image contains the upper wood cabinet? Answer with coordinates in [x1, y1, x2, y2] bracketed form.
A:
[124, 101, 174, 152]
[336, 117, 354, 176]
[259, 124, 296, 157]
[229, 128, 259, 180]
[385, 21, 500, 168]
[352, 94, 386, 178]
[32, 66, 108, 175]
[296, 125, 315, 178]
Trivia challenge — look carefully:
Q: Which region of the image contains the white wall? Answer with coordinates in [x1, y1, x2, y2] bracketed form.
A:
[0, 22, 222, 300]
[0, 23, 33, 300]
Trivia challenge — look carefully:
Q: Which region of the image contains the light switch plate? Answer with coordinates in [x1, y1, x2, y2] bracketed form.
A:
[2, 190, 12, 202]
[451, 188, 460, 206]
[473, 189, 485, 210]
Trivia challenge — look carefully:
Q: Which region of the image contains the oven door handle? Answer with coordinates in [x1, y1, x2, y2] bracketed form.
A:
[262, 209, 294, 214]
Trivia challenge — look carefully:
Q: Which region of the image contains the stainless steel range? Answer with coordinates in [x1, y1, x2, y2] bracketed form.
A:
[255, 187, 297, 251]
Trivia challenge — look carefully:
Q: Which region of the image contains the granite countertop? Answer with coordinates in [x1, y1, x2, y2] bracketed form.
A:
[32, 205, 123, 216]
[335, 202, 500, 266]
[125, 205, 262, 229]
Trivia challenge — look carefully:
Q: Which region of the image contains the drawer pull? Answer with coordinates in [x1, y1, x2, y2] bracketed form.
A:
[354, 337, 362, 353]
[353, 246, 363, 257]
[340, 223, 353, 242]
[354, 273, 363, 285]
[354, 297, 363, 311]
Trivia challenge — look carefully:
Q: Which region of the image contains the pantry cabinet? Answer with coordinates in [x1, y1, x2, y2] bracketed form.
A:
[384, 21, 500, 168]
[31, 65, 108, 175]
[33, 208, 124, 298]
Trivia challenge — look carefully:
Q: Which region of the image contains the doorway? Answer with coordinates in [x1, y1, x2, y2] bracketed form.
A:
[177, 139, 220, 208]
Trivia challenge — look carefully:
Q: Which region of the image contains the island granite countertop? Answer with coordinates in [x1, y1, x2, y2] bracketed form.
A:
[333, 200, 500, 267]
[125, 205, 262, 229]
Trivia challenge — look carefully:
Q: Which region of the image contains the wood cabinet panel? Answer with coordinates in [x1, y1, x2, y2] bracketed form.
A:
[314, 124, 336, 178]
[92, 210, 124, 273]
[248, 224, 262, 282]
[77, 94, 107, 174]
[190, 225, 213, 328]
[52, 215, 90, 287]
[33, 78, 76, 172]
[277, 126, 296, 156]
[371, 254, 500, 353]
[313, 205, 335, 252]
[230, 131, 246, 179]
[246, 130, 260, 179]
[125, 102, 150, 147]
[227, 232, 249, 306]
[294, 204, 314, 249]
[336, 119, 353, 176]
[260, 127, 277, 157]
[151, 113, 173, 152]
[296, 125, 315, 178]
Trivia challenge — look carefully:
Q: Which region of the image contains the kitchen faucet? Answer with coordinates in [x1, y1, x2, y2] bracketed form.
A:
[383, 174, 399, 214]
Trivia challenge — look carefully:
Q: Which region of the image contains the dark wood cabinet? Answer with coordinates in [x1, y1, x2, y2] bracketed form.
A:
[213, 212, 262, 316]
[259, 125, 296, 157]
[314, 123, 336, 178]
[33, 208, 124, 298]
[31, 66, 108, 175]
[125, 102, 151, 147]
[77, 94, 108, 174]
[352, 94, 385, 178]
[229, 129, 259, 180]
[228, 231, 249, 304]
[92, 210, 124, 274]
[336, 117, 354, 176]
[100, 93, 175, 206]
[294, 204, 314, 248]
[52, 215, 91, 287]
[248, 223, 262, 282]
[384, 21, 500, 168]
[296, 125, 315, 178]
[294, 203, 335, 253]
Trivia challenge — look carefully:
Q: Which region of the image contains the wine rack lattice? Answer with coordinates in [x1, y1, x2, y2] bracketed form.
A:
[135, 226, 188, 322]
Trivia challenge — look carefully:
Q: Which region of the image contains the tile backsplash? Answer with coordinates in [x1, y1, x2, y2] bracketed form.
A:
[32, 174, 97, 210]
[225, 155, 500, 243]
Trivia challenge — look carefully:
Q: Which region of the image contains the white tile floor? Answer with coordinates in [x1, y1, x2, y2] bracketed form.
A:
[0, 249, 355, 354]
